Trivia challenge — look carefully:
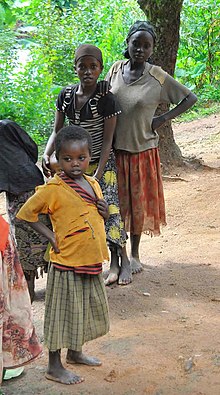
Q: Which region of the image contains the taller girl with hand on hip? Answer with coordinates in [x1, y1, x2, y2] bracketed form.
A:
[106, 21, 197, 274]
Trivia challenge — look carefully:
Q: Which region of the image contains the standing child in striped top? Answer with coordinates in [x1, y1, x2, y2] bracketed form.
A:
[17, 125, 110, 385]
[42, 44, 132, 286]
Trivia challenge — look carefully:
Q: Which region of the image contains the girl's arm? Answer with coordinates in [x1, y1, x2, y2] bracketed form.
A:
[96, 199, 109, 220]
[25, 220, 60, 253]
[94, 116, 117, 181]
[42, 111, 65, 177]
[152, 92, 197, 131]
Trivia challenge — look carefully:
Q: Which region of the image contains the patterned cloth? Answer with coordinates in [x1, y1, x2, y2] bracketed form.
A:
[86, 152, 127, 252]
[116, 148, 166, 235]
[44, 264, 109, 351]
[0, 223, 42, 381]
[6, 191, 50, 276]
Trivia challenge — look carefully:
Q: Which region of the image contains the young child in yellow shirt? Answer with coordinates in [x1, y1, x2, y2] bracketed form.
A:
[17, 125, 109, 385]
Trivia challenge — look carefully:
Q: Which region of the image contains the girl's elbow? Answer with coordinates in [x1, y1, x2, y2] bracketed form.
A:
[189, 92, 198, 106]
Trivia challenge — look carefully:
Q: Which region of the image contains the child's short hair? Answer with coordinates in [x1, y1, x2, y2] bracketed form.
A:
[55, 125, 92, 159]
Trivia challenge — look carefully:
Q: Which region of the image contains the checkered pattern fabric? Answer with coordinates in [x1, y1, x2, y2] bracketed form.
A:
[44, 264, 109, 351]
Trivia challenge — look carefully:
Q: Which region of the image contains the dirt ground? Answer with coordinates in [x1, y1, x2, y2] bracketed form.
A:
[3, 113, 220, 395]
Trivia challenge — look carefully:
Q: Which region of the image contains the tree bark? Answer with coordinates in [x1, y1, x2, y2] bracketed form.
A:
[137, 0, 184, 166]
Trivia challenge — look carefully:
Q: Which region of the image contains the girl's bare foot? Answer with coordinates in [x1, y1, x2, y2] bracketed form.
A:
[66, 350, 102, 366]
[118, 254, 132, 285]
[130, 256, 143, 274]
[45, 367, 83, 385]
[130, 234, 143, 273]
[104, 269, 120, 285]
[104, 251, 120, 285]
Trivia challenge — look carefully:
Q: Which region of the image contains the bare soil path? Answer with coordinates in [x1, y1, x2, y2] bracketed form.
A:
[3, 113, 220, 395]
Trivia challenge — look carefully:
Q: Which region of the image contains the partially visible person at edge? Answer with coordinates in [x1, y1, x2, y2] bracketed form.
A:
[105, 21, 197, 275]
[17, 126, 110, 385]
[42, 44, 132, 286]
[0, 213, 42, 385]
[0, 119, 50, 302]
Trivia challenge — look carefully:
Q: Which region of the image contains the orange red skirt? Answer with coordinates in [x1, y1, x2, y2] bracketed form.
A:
[116, 148, 166, 235]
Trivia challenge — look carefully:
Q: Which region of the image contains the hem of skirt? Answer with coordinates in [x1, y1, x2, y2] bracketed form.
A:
[3, 350, 43, 370]
[107, 238, 127, 250]
[126, 221, 167, 237]
[45, 330, 109, 352]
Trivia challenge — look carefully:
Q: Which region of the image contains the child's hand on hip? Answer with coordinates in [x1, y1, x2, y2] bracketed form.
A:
[49, 232, 60, 254]
[97, 199, 109, 220]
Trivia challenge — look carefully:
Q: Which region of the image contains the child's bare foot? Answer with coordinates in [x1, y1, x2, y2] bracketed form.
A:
[130, 256, 143, 274]
[118, 255, 132, 285]
[104, 268, 120, 285]
[66, 350, 102, 366]
[104, 251, 120, 285]
[45, 366, 83, 385]
[47, 351, 84, 385]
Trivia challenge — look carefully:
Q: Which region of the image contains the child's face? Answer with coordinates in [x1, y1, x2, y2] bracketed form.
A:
[58, 140, 91, 179]
[128, 31, 154, 63]
[75, 56, 103, 87]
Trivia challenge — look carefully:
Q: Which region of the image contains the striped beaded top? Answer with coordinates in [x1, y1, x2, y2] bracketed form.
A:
[56, 84, 121, 163]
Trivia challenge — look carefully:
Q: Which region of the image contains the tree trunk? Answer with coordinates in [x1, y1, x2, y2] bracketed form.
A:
[137, 0, 184, 167]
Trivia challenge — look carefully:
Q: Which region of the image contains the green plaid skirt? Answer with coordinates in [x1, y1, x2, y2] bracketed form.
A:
[44, 264, 110, 351]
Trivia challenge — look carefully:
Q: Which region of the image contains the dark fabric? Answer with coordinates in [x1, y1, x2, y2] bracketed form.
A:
[74, 44, 103, 65]
[56, 85, 121, 121]
[7, 191, 50, 273]
[0, 119, 44, 194]
[124, 20, 156, 59]
[126, 20, 156, 42]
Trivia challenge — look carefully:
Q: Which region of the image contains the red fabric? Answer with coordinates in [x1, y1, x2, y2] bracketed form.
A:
[116, 148, 166, 235]
[0, 215, 9, 253]
[60, 172, 97, 204]
[52, 262, 102, 274]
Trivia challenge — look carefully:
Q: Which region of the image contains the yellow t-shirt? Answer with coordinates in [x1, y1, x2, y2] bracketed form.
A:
[17, 174, 109, 267]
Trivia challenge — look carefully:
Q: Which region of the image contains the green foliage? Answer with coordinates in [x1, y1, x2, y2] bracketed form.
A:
[0, 0, 143, 143]
[176, 0, 220, 102]
[0, 0, 219, 145]
[0, 0, 16, 28]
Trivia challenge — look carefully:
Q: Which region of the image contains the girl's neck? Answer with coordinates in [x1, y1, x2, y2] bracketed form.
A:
[129, 59, 145, 72]
[77, 83, 97, 97]
[122, 59, 146, 84]
[72, 175, 85, 183]
[75, 83, 97, 111]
